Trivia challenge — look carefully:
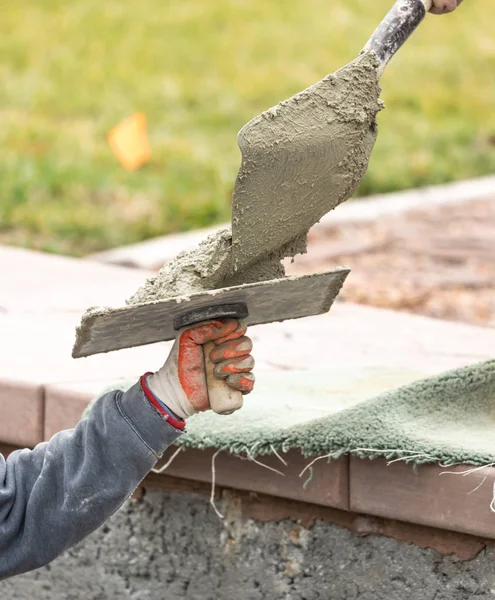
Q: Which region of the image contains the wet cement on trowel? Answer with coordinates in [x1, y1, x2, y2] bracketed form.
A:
[230, 51, 383, 275]
[126, 227, 306, 304]
[128, 52, 382, 305]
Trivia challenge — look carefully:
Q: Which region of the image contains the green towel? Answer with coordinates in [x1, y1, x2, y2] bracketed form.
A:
[87, 359, 495, 467]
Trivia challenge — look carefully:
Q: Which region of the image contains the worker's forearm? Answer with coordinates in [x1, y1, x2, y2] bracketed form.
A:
[0, 382, 182, 580]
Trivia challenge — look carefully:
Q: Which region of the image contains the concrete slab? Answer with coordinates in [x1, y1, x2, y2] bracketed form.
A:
[37, 297, 495, 443]
[2, 243, 495, 447]
[4, 303, 495, 448]
[247, 303, 495, 375]
[0, 246, 168, 448]
[0, 312, 167, 384]
[0, 245, 154, 313]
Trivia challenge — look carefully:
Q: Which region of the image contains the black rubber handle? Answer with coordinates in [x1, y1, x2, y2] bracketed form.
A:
[363, 0, 430, 74]
[173, 302, 249, 330]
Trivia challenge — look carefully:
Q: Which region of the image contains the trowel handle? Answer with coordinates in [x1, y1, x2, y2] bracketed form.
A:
[203, 341, 244, 415]
[363, 0, 432, 76]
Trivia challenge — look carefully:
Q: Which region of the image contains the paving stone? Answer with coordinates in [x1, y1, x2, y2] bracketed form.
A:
[0, 379, 43, 447]
[350, 457, 495, 540]
[155, 447, 350, 510]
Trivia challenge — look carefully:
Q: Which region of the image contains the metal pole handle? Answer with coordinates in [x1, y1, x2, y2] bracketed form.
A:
[363, 0, 431, 76]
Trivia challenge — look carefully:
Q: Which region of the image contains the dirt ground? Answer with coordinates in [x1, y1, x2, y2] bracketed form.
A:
[286, 198, 495, 328]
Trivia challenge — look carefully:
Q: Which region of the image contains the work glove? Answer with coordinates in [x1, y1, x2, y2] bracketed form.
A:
[430, 0, 463, 15]
[146, 319, 255, 421]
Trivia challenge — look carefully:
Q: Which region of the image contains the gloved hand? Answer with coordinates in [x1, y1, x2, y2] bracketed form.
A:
[146, 319, 254, 421]
[430, 0, 463, 15]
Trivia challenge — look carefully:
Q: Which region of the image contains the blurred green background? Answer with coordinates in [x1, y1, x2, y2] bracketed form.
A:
[1, 0, 494, 255]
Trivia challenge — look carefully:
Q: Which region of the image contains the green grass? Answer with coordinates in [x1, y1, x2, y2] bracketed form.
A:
[1, 0, 494, 255]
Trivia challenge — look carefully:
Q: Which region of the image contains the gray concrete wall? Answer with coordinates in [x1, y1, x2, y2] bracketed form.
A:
[2, 489, 495, 599]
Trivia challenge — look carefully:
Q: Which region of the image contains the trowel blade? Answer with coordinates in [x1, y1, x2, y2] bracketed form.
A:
[72, 268, 349, 358]
[230, 55, 380, 276]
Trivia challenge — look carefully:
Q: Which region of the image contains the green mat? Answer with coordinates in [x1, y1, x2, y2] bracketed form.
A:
[90, 359, 495, 467]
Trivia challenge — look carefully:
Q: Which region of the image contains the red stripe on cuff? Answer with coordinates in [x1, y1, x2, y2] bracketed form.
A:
[140, 372, 186, 431]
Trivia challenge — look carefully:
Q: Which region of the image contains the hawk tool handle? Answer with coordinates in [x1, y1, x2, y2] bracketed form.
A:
[174, 302, 249, 415]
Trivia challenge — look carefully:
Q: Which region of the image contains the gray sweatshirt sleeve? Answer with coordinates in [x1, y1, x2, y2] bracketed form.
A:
[0, 380, 183, 580]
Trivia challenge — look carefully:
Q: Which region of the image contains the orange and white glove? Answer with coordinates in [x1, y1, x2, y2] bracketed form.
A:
[430, 0, 463, 15]
[144, 319, 255, 423]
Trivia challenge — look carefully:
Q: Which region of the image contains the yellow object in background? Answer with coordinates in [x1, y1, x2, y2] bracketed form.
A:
[108, 113, 151, 171]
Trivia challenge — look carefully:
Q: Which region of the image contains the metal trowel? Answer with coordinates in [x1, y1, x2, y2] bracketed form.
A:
[230, 0, 433, 276]
[73, 0, 433, 415]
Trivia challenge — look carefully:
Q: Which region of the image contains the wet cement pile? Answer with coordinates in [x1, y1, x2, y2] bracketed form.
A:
[128, 52, 382, 306]
[127, 227, 305, 304]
